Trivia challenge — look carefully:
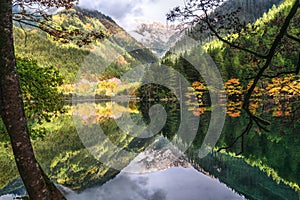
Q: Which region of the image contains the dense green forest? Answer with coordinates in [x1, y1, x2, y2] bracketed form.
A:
[164, 0, 299, 85]
[0, 0, 299, 199]
[177, 0, 283, 44]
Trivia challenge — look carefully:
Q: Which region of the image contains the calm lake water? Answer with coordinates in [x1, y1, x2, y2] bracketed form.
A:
[0, 99, 299, 200]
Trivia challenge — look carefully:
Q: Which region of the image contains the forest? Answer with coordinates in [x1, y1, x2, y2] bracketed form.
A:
[0, 0, 299, 199]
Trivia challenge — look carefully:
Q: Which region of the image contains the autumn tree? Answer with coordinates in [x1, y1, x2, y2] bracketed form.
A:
[0, 0, 105, 199]
[167, 0, 300, 153]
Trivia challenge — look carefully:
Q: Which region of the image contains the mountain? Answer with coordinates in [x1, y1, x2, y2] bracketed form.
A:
[127, 0, 283, 59]
[203, 0, 299, 82]
[131, 22, 184, 57]
[160, 0, 286, 84]
[14, 7, 158, 83]
[165, 0, 283, 48]
[222, 0, 283, 22]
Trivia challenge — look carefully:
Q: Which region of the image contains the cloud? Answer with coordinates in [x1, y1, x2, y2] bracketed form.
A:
[66, 174, 167, 200]
[65, 167, 245, 200]
[78, 0, 185, 30]
[79, 0, 145, 19]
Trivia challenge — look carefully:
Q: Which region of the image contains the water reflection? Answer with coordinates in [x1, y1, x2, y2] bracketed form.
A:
[66, 97, 300, 199]
[0, 97, 299, 199]
[66, 167, 245, 200]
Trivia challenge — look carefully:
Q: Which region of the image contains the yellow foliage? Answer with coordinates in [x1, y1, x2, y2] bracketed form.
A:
[59, 84, 74, 94]
[116, 56, 128, 65]
[71, 102, 139, 124]
[225, 78, 243, 96]
[226, 100, 242, 118]
[265, 75, 300, 97]
[249, 101, 259, 115]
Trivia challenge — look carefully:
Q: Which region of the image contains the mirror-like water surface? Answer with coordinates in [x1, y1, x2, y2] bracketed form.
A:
[0, 99, 299, 200]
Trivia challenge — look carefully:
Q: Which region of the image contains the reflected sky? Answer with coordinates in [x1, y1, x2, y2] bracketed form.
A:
[66, 167, 245, 200]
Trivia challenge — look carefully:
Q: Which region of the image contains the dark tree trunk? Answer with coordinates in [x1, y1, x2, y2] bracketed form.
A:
[0, 1, 66, 199]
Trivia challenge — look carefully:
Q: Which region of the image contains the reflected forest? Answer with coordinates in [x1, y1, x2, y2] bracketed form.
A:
[0, 0, 299, 199]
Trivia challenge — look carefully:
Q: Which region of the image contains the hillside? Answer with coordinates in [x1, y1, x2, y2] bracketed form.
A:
[204, 0, 299, 82]
[14, 7, 158, 83]
[188, 0, 283, 42]
[165, 0, 282, 51]
[162, 0, 298, 84]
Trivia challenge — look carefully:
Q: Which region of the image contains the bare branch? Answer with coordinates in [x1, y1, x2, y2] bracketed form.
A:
[262, 70, 298, 79]
[243, 0, 299, 110]
[11, 0, 107, 47]
[167, 0, 299, 154]
[201, 13, 267, 59]
[286, 33, 300, 43]
[167, 0, 268, 58]
[18, 21, 28, 47]
[217, 119, 253, 153]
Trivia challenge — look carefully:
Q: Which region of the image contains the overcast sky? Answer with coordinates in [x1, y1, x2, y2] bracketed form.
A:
[66, 167, 245, 200]
[78, 0, 185, 30]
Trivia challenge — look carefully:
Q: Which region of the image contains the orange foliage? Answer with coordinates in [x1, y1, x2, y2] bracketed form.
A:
[249, 101, 259, 115]
[272, 102, 293, 117]
[273, 110, 283, 117]
[225, 78, 240, 85]
[192, 81, 207, 90]
[193, 107, 206, 116]
[225, 78, 243, 96]
[189, 76, 299, 118]
[226, 101, 242, 118]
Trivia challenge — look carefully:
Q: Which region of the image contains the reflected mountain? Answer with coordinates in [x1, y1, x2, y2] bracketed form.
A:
[0, 99, 299, 200]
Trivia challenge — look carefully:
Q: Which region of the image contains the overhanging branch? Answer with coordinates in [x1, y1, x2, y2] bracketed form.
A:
[243, 0, 299, 110]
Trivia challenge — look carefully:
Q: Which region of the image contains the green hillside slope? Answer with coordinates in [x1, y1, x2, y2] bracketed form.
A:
[14, 7, 158, 83]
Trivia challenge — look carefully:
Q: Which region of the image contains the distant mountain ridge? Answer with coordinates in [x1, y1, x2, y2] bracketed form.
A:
[132, 22, 184, 57]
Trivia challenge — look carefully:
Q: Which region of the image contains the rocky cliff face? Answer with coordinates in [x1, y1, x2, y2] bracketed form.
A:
[131, 22, 185, 57]
[123, 136, 192, 174]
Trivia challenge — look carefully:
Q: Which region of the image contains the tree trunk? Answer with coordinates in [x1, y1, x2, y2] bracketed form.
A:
[0, 1, 66, 199]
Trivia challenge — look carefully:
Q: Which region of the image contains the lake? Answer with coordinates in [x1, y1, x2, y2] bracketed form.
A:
[0, 99, 299, 200]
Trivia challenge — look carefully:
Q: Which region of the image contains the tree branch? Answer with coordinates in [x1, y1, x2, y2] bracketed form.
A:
[217, 119, 253, 153]
[243, 0, 299, 110]
[13, 17, 106, 47]
[201, 10, 268, 59]
[168, 0, 299, 154]
[18, 21, 28, 47]
[12, 0, 106, 47]
[286, 33, 300, 43]
[262, 70, 298, 79]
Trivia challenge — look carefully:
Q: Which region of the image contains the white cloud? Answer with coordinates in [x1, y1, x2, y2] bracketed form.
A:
[78, 0, 184, 30]
[65, 167, 245, 200]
